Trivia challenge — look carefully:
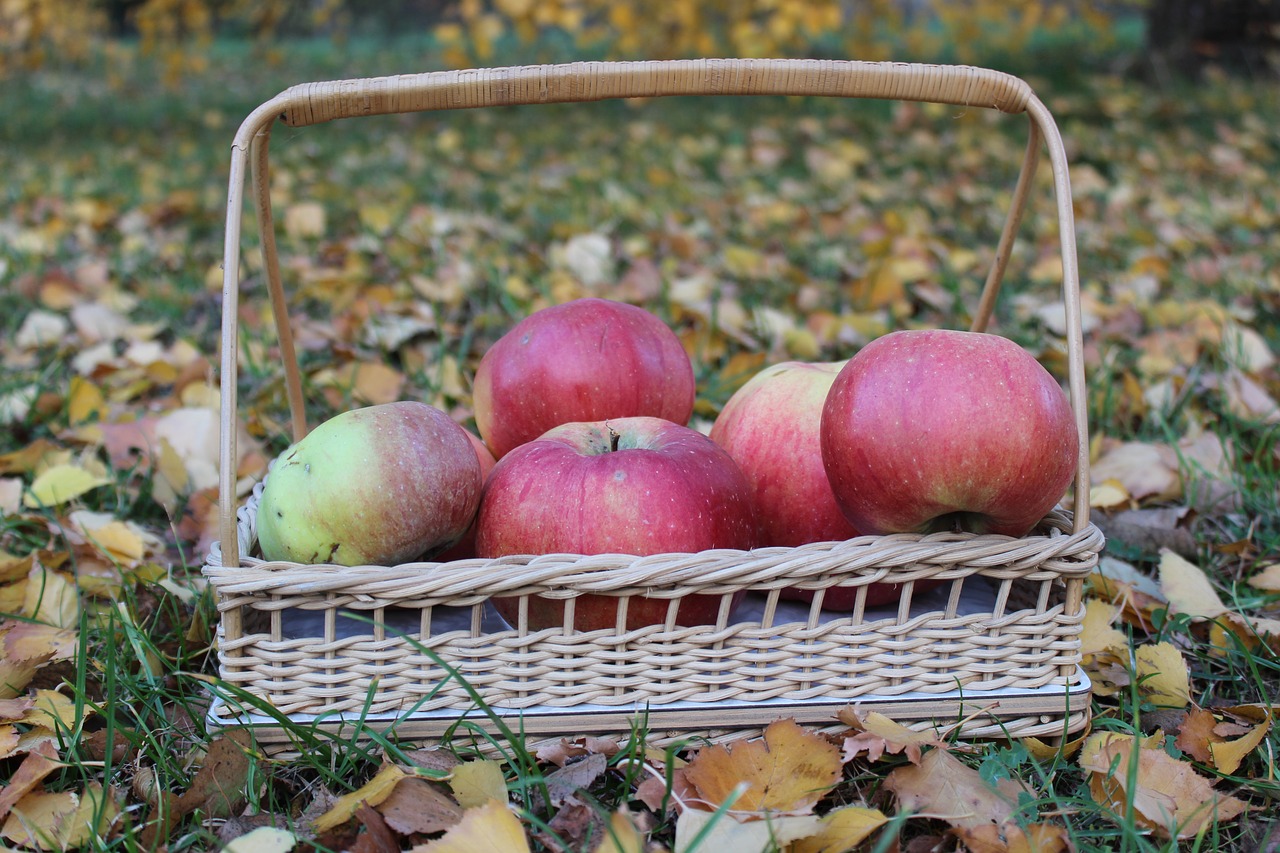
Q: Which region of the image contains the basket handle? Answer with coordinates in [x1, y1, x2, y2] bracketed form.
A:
[217, 58, 1090, 567]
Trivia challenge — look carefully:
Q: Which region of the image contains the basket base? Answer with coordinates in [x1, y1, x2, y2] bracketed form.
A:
[207, 666, 1091, 756]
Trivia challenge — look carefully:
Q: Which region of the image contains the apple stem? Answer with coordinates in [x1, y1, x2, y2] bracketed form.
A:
[608, 425, 620, 452]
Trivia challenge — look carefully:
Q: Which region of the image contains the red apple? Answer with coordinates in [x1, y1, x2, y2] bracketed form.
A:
[821, 329, 1078, 537]
[434, 430, 499, 562]
[710, 361, 927, 608]
[472, 298, 695, 459]
[256, 402, 483, 566]
[475, 416, 757, 631]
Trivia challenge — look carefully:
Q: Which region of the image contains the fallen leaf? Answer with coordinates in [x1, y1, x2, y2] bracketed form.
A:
[1079, 732, 1247, 839]
[314, 764, 408, 833]
[1209, 713, 1271, 776]
[377, 777, 464, 835]
[285, 201, 327, 239]
[450, 759, 508, 810]
[541, 753, 608, 808]
[24, 690, 81, 732]
[0, 742, 60, 823]
[1, 620, 77, 663]
[1135, 642, 1191, 707]
[1158, 549, 1228, 619]
[1080, 600, 1128, 661]
[173, 731, 253, 818]
[884, 748, 1031, 830]
[1090, 442, 1181, 503]
[0, 478, 22, 514]
[684, 719, 841, 813]
[1175, 708, 1219, 764]
[788, 805, 888, 853]
[222, 826, 298, 853]
[591, 808, 647, 853]
[1247, 564, 1280, 592]
[24, 463, 112, 508]
[1, 783, 119, 850]
[410, 799, 530, 853]
[23, 566, 79, 629]
[838, 710, 942, 765]
[955, 821, 1073, 853]
[674, 808, 822, 853]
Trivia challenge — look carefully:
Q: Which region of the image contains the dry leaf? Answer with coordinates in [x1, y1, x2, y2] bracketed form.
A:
[174, 732, 253, 817]
[23, 463, 112, 508]
[1080, 600, 1128, 661]
[377, 778, 464, 835]
[1, 783, 119, 850]
[24, 690, 80, 732]
[884, 748, 1031, 830]
[0, 477, 23, 514]
[591, 808, 647, 853]
[1090, 442, 1181, 503]
[1175, 708, 1219, 764]
[1079, 733, 1247, 839]
[284, 201, 327, 239]
[222, 826, 298, 853]
[450, 759, 508, 810]
[955, 821, 1073, 853]
[1158, 549, 1228, 619]
[1247, 564, 1280, 592]
[1177, 708, 1272, 776]
[674, 808, 822, 853]
[1135, 642, 1191, 707]
[313, 764, 408, 833]
[1, 620, 77, 663]
[541, 753, 608, 809]
[684, 719, 841, 813]
[410, 799, 530, 853]
[23, 567, 79, 629]
[838, 710, 942, 765]
[0, 743, 60, 823]
[788, 805, 888, 853]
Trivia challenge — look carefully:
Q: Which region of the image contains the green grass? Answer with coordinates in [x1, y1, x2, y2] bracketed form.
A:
[1, 24, 1279, 853]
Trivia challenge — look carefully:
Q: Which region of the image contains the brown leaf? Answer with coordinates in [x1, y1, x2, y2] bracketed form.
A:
[884, 748, 1031, 830]
[409, 799, 530, 853]
[0, 741, 60, 822]
[955, 821, 1073, 853]
[1079, 733, 1248, 839]
[377, 778, 463, 836]
[173, 730, 253, 820]
[684, 719, 841, 813]
[1175, 708, 1220, 764]
[838, 710, 942, 765]
[315, 764, 408, 833]
[353, 802, 401, 853]
[541, 753, 608, 809]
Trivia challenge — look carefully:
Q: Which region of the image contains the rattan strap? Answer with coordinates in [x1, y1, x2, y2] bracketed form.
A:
[272, 60, 1032, 128]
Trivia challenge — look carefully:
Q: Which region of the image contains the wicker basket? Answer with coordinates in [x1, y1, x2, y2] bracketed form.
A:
[204, 59, 1103, 750]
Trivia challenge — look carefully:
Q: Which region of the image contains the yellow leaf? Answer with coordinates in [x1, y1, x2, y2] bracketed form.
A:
[1088, 479, 1131, 510]
[684, 718, 841, 813]
[67, 377, 107, 425]
[23, 567, 78, 629]
[411, 799, 529, 853]
[1, 621, 77, 663]
[24, 464, 111, 508]
[1021, 722, 1091, 761]
[1208, 713, 1271, 776]
[1090, 442, 1181, 503]
[1079, 733, 1247, 839]
[788, 805, 887, 853]
[592, 808, 646, 853]
[25, 690, 82, 732]
[223, 826, 298, 853]
[67, 510, 152, 565]
[450, 759, 508, 810]
[1081, 600, 1128, 660]
[2, 785, 117, 851]
[313, 764, 407, 833]
[1158, 549, 1228, 619]
[1135, 642, 1190, 707]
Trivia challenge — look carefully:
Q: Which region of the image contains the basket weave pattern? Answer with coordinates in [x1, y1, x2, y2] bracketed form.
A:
[205, 486, 1102, 717]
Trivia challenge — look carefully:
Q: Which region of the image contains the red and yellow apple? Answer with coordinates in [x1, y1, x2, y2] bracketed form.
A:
[472, 298, 695, 459]
[475, 416, 757, 630]
[256, 401, 483, 566]
[433, 430, 499, 562]
[821, 329, 1078, 537]
[710, 360, 923, 607]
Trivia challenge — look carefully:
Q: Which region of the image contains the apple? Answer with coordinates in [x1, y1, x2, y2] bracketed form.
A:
[474, 416, 757, 631]
[820, 329, 1078, 537]
[256, 401, 483, 566]
[472, 298, 696, 459]
[710, 360, 926, 608]
[433, 430, 499, 562]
